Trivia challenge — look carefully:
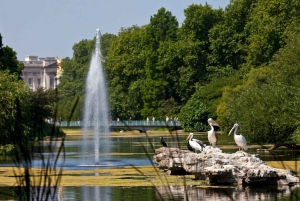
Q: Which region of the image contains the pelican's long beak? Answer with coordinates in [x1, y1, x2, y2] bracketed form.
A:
[208, 118, 220, 127]
[228, 124, 236, 136]
[186, 134, 191, 141]
[212, 120, 220, 127]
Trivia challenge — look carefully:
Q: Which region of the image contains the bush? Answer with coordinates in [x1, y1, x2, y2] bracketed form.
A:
[180, 88, 210, 132]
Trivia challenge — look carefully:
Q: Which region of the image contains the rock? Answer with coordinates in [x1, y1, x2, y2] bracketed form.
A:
[154, 147, 190, 175]
[153, 146, 300, 186]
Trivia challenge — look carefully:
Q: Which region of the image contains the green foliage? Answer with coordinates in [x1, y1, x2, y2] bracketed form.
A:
[223, 83, 300, 144]
[208, 0, 254, 70]
[98, 8, 181, 119]
[179, 87, 209, 132]
[101, 33, 117, 58]
[57, 38, 96, 120]
[180, 3, 222, 41]
[58, 32, 118, 120]
[141, 8, 179, 118]
[0, 34, 24, 77]
[58, 58, 77, 97]
[0, 70, 64, 147]
[292, 127, 300, 144]
[157, 98, 181, 120]
[219, 26, 300, 144]
[53, 1, 300, 147]
[156, 40, 182, 105]
[30, 88, 58, 120]
[146, 7, 178, 47]
[105, 26, 145, 119]
[56, 95, 83, 121]
[175, 4, 223, 101]
[0, 34, 3, 56]
[68, 39, 95, 94]
[0, 144, 16, 155]
[181, 69, 242, 132]
[28, 88, 60, 139]
[244, 0, 300, 68]
[175, 39, 203, 100]
[0, 71, 30, 145]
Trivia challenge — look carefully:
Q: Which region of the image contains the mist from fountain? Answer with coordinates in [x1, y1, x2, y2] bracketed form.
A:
[81, 29, 110, 165]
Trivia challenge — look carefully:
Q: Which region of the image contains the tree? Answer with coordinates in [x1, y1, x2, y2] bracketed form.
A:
[155, 40, 183, 117]
[141, 8, 179, 118]
[208, 0, 254, 72]
[244, 0, 300, 68]
[0, 34, 3, 57]
[0, 33, 24, 77]
[29, 88, 59, 136]
[221, 81, 300, 144]
[179, 87, 210, 132]
[101, 33, 117, 58]
[105, 26, 146, 119]
[218, 25, 300, 145]
[57, 39, 95, 120]
[175, 4, 222, 101]
[181, 70, 241, 131]
[0, 71, 30, 145]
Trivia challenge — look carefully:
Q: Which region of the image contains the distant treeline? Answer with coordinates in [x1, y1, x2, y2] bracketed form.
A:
[56, 0, 300, 145]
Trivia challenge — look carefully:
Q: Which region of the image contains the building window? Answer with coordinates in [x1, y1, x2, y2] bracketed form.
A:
[37, 79, 41, 87]
[50, 78, 54, 88]
[28, 78, 32, 85]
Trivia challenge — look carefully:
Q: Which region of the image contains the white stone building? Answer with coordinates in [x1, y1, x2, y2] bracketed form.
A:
[21, 56, 60, 91]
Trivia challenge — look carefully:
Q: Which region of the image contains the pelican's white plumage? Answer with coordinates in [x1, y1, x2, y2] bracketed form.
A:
[207, 118, 220, 147]
[228, 123, 248, 151]
[186, 133, 204, 153]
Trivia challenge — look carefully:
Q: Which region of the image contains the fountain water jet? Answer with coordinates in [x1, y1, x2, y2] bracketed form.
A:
[81, 29, 110, 165]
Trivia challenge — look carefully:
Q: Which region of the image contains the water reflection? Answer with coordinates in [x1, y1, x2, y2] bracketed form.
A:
[0, 185, 299, 201]
[156, 185, 300, 201]
[0, 133, 299, 168]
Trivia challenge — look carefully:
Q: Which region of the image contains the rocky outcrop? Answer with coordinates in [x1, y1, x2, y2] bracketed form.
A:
[153, 147, 190, 175]
[153, 146, 299, 186]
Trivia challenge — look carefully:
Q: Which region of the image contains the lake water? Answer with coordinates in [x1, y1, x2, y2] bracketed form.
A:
[1, 185, 299, 200]
[0, 131, 299, 200]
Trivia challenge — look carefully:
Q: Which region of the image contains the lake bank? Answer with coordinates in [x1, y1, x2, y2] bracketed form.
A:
[62, 128, 188, 137]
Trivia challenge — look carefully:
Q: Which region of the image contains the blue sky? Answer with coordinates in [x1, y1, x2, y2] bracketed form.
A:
[0, 0, 229, 60]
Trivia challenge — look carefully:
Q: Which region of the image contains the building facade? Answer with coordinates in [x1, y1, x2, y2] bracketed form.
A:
[21, 56, 60, 91]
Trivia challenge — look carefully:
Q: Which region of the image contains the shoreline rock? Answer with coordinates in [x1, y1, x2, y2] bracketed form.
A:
[153, 146, 299, 186]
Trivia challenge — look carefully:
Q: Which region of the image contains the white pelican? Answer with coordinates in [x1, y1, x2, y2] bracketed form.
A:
[160, 137, 168, 147]
[186, 133, 205, 153]
[207, 118, 220, 147]
[228, 123, 248, 151]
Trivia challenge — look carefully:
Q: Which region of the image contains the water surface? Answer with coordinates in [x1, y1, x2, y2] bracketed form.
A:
[1, 185, 299, 201]
[1, 131, 300, 200]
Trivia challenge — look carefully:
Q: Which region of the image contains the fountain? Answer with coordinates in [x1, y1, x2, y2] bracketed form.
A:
[81, 29, 110, 165]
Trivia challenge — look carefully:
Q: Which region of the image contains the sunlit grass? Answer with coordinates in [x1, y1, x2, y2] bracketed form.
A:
[266, 161, 300, 175]
[62, 128, 188, 137]
[0, 160, 299, 187]
[0, 166, 207, 187]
